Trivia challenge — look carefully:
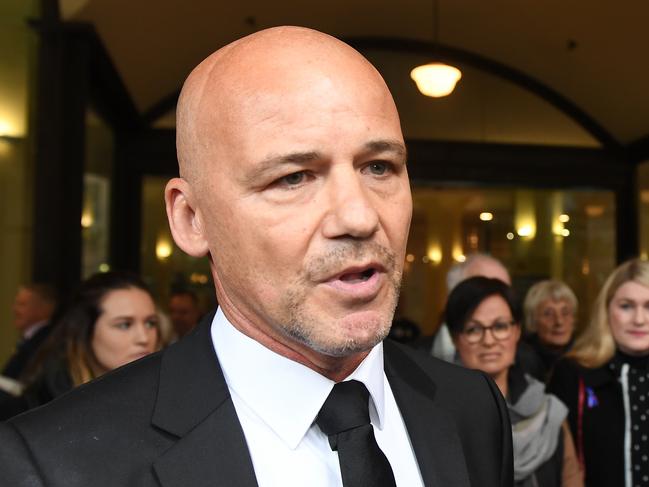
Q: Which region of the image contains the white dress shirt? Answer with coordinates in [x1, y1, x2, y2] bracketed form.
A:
[211, 308, 424, 487]
[22, 320, 47, 340]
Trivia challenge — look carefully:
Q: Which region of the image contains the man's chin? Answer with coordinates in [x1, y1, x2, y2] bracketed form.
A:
[285, 310, 392, 358]
[299, 335, 385, 358]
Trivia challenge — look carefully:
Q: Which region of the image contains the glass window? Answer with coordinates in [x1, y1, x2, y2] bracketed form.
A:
[399, 186, 616, 336]
[81, 109, 113, 277]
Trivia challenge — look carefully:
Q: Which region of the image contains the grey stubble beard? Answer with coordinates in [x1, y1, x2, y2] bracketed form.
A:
[278, 241, 402, 357]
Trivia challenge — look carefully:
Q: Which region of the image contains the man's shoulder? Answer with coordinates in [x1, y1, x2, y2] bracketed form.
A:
[1, 351, 171, 486]
[385, 339, 499, 403]
[384, 340, 513, 486]
[9, 349, 164, 437]
[1, 323, 54, 379]
[387, 339, 487, 380]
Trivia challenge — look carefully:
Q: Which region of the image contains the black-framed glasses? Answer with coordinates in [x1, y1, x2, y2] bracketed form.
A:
[461, 320, 516, 344]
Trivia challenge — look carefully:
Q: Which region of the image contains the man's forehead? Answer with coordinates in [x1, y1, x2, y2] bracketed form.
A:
[200, 50, 389, 121]
[177, 27, 401, 182]
[16, 288, 33, 299]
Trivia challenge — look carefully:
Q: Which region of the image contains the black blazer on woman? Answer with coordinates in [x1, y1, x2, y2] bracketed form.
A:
[547, 358, 624, 487]
[0, 311, 513, 487]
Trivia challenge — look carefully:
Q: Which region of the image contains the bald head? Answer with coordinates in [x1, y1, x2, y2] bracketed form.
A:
[166, 26, 410, 378]
[447, 254, 511, 292]
[176, 26, 398, 186]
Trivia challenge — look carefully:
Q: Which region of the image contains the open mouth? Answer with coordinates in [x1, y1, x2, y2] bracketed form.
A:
[321, 263, 385, 300]
[339, 267, 376, 283]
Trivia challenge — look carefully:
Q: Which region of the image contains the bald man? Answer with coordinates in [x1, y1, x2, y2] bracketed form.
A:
[0, 28, 512, 487]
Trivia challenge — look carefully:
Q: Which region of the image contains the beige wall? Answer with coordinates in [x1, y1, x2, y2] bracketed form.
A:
[0, 0, 37, 365]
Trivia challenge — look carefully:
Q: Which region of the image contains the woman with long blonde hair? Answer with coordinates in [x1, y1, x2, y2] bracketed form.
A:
[548, 258, 649, 487]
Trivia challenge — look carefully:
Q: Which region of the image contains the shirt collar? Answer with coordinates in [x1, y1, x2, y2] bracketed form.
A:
[211, 307, 386, 450]
[22, 321, 47, 340]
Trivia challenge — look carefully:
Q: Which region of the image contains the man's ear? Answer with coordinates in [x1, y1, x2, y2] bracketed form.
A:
[165, 178, 209, 257]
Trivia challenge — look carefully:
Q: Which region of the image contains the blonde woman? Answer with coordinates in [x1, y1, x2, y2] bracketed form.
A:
[548, 259, 649, 487]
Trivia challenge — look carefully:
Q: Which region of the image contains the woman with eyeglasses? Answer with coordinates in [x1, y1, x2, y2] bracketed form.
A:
[446, 276, 582, 487]
[548, 259, 649, 487]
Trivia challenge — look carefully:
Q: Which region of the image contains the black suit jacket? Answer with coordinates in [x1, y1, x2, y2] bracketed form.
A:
[0, 312, 513, 486]
[2, 323, 53, 380]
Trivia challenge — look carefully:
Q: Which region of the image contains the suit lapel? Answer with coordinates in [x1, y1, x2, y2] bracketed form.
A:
[151, 311, 258, 487]
[149, 315, 472, 487]
[384, 342, 471, 487]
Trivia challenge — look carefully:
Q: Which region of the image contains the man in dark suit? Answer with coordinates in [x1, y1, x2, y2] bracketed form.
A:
[0, 27, 513, 486]
[2, 283, 57, 380]
[168, 289, 202, 338]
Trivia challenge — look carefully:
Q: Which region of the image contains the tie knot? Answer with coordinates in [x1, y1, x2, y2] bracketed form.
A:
[316, 380, 371, 436]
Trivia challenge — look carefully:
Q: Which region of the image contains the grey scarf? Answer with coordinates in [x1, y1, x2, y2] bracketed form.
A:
[509, 376, 568, 485]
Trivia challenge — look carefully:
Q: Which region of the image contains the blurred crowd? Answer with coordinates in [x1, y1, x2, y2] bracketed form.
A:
[0, 273, 204, 418]
[392, 253, 649, 487]
[3, 255, 649, 487]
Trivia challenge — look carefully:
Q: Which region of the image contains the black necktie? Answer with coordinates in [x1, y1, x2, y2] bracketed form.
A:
[316, 380, 397, 487]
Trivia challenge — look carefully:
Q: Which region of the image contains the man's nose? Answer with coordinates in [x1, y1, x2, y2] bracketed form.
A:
[321, 168, 379, 239]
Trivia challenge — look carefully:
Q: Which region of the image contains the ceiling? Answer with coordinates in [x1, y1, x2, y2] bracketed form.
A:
[9, 0, 649, 149]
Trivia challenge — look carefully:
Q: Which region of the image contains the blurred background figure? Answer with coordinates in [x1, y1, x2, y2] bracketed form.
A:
[548, 259, 649, 487]
[448, 276, 582, 487]
[421, 253, 511, 363]
[522, 280, 578, 381]
[388, 317, 421, 344]
[154, 308, 176, 348]
[0, 271, 160, 419]
[2, 284, 58, 381]
[168, 290, 202, 339]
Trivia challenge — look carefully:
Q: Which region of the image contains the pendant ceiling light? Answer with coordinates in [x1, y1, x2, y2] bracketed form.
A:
[410, 0, 461, 98]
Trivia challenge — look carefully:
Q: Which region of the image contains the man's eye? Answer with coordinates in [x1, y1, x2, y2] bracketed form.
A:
[280, 172, 306, 186]
[367, 162, 389, 176]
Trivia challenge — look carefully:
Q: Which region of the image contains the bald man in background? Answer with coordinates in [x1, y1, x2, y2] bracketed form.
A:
[0, 28, 512, 487]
